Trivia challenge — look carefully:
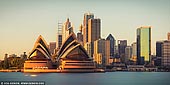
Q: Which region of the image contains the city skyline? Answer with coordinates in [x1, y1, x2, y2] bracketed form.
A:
[0, 0, 170, 59]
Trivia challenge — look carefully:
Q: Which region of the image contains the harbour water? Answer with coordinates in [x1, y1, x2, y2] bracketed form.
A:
[0, 72, 170, 85]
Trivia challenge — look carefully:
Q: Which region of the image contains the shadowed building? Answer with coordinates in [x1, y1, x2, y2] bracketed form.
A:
[57, 33, 96, 72]
[49, 42, 56, 55]
[24, 35, 53, 71]
[106, 34, 116, 59]
[77, 24, 83, 45]
[118, 40, 127, 63]
[155, 41, 163, 66]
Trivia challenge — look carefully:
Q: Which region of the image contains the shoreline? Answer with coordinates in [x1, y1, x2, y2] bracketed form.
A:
[0, 69, 168, 72]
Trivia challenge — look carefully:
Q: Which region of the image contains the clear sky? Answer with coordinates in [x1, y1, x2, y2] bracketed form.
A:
[0, 0, 170, 59]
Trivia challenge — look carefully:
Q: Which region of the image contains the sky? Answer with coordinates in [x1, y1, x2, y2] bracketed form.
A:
[0, 0, 170, 59]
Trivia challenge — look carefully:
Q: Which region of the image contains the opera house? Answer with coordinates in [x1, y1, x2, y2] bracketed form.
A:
[57, 33, 96, 72]
[23, 35, 53, 72]
[23, 33, 96, 72]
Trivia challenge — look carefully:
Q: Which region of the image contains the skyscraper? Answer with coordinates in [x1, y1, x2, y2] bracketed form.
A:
[156, 41, 163, 57]
[62, 18, 73, 43]
[131, 42, 137, 59]
[168, 32, 170, 40]
[88, 18, 101, 42]
[137, 26, 151, 65]
[56, 22, 62, 50]
[131, 42, 137, 64]
[77, 24, 83, 45]
[125, 46, 132, 64]
[83, 12, 94, 44]
[106, 34, 116, 58]
[162, 40, 170, 66]
[118, 40, 127, 63]
[155, 41, 163, 66]
[93, 39, 110, 67]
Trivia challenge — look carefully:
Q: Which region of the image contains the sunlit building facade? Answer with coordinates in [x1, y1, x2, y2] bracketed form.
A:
[93, 39, 110, 67]
[168, 32, 170, 40]
[137, 26, 151, 65]
[83, 12, 94, 44]
[88, 18, 101, 43]
[24, 35, 53, 71]
[62, 18, 73, 44]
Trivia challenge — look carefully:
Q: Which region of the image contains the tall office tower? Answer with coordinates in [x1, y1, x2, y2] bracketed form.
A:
[155, 41, 163, 66]
[125, 46, 132, 64]
[56, 22, 62, 50]
[77, 24, 83, 45]
[118, 40, 127, 63]
[93, 39, 110, 67]
[88, 18, 101, 43]
[137, 26, 151, 65]
[83, 12, 94, 44]
[131, 42, 137, 64]
[168, 32, 170, 40]
[156, 41, 163, 57]
[49, 42, 56, 55]
[106, 34, 116, 58]
[162, 40, 170, 66]
[62, 18, 73, 43]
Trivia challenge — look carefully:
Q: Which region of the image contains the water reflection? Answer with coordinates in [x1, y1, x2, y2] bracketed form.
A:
[24, 73, 39, 77]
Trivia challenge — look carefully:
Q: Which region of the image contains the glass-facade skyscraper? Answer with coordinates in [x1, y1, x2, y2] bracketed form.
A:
[137, 27, 151, 65]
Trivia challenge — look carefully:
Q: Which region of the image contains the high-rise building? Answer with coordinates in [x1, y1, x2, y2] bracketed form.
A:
[83, 12, 94, 44]
[77, 24, 83, 45]
[56, 22, 62, 50]
[62, 18, 73, 43]
[88, 18, 101, 43]
[155, 41, 163, 66]
[131, 42, 137, 64]
[84, 42, 94, 57]
[162, 40, 170, 66]
[125, 46, 132, 64]
[93, 39, 110, 67]
[168, 32, 170, 40]
[106, 34, 116, 58]
[156, 41, 163, 57]
[118, 40, 127, 63]
[49, 42, 56, 55]
[137, 26, 151, 65]
[131, 42, 137, 58]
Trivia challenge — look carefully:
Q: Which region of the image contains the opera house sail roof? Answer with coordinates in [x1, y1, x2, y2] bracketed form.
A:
[56, 33, 95, 72]
[24, 35, 53, 72]
[57, 33, 92, 61]
[28, 35, 51, 60]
